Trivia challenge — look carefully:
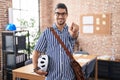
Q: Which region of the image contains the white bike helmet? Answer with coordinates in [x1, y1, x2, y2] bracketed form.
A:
[38, 55, 49, 72]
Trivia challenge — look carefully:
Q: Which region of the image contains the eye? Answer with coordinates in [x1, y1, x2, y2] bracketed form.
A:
[55, 12, 67, 16]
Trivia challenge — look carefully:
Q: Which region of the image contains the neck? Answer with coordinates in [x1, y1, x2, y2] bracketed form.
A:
[56, 24, 65, 31]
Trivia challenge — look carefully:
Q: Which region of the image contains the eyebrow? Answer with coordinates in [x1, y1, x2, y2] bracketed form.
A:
[55, 12, 66, 14]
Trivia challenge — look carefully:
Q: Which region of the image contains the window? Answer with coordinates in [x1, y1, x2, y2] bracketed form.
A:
[11, 0, 40, 55]
[11, 0, 39, 31]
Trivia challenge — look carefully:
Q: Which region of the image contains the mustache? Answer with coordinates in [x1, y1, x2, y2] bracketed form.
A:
[58, 18, 64, 19]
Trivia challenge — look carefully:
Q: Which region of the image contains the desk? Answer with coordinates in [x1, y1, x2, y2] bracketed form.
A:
[13, 54, 97, 80]
[97, 55, 120, 80]
[73, 54, 96, 66]
[12, 64, 45, 80]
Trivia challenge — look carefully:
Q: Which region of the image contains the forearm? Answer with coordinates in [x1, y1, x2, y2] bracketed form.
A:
[71, 32, 79, 39]
[32, 50, 40, 69]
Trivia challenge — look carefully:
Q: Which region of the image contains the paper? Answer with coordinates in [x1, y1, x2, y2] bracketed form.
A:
[73, 54, 82, 57]
[82, 16, 93, 24]
[83, 25, 93, 33]
[77, 58, 90, 63]
[97, 55, 111, 60]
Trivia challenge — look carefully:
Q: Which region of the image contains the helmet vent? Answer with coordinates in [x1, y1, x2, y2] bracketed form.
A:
[41, 61, 44, 63]
[42, 65, 45, 67]
[42, 57, 46, 60]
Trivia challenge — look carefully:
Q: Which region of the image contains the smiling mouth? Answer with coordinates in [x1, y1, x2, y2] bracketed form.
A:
[58, 19, 64, 22]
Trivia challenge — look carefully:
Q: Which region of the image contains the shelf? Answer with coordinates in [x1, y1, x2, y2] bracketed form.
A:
[2, 30, 30, 80]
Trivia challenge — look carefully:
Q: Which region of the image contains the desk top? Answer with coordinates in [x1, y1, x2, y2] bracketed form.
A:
[13, 64, 45, 80]
[73, 54, 97, 66]
[13, 64, 38, 75]
[94, 54, 120, 62]
[12, 54, 97, 79]
[13, 63, 45, 77]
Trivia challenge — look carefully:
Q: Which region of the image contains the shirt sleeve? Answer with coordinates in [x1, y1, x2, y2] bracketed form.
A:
[68, 33, 77, 53]
[34, 31, 47, 53]
[69, 32, 78, 43]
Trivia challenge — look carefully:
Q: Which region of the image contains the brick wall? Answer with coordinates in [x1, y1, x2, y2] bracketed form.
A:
[0, 0, 12, 79]
[40, 0, 120, 55]
[40, 0, 54, 32]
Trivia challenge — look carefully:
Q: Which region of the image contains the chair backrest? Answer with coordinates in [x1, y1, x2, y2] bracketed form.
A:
[85, 58, 96, 78]
[25, 59, 32, 65]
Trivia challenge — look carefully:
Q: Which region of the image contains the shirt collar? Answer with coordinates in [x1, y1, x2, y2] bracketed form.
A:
[52, 23, 68, 31]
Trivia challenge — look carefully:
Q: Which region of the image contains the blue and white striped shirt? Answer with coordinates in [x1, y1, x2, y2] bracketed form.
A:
[34, 23, 76, 80]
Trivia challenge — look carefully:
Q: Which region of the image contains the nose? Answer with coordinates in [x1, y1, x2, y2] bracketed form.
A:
[58, 14, 63, 18]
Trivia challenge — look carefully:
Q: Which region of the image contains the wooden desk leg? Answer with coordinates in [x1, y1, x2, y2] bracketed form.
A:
[12, 73, 16, 80]
[95, 59, 98, 80]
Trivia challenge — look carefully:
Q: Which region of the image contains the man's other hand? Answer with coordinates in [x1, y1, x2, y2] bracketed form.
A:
[68, 22, 79, 39]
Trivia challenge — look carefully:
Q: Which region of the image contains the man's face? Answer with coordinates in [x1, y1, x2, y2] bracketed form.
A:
[55, 8, 68, 26]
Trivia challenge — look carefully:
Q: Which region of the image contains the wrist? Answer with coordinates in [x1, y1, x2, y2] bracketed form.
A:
[73, 32, 79, 39]
[33, 67, 40, 72]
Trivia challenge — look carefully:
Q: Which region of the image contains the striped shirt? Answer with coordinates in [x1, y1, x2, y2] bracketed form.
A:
[34, 23, 76, 80]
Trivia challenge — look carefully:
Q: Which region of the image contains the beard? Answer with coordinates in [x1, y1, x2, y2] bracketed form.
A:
[57, 18, 66, 25]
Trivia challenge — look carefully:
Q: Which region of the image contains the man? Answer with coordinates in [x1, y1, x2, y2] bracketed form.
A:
[32, 3, 79, 80]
